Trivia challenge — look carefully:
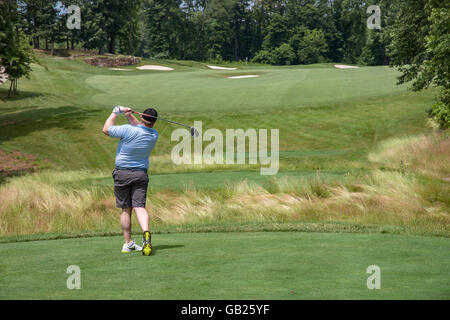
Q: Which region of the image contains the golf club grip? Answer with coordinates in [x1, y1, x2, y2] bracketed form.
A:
[131, 110, 192, 129]
[132, 111, 157, 119]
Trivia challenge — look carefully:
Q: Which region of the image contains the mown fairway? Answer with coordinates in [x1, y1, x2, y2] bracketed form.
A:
[1, 232, 449, 300]
[0, 56, 436, 171]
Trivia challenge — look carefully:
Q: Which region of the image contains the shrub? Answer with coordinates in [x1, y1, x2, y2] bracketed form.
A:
[152, 51, 170, 60]
[429, 89, 449, 129]
[297, 29, 328, 64]
[272, 43, 295, 65]
[251, 50, 274, 65]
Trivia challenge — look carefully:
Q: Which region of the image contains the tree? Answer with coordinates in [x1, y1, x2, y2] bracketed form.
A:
[119, 0, 142, 55]
[251, 49, 274, 64]
[272, 43, 295, 65]
[18, 0, 43, 49]
[78, 0, 129, 54]
[261, 13, 289, 50]
[426, 3, 450, 128]
[337, 0, 367, 64]
[297, 29, 328, 64]
[0, 0, 35, 97]
[358, 30, 384, 66]
[387, 0, 449, 128]
[80, 1, 108, 54]
[142, 0, 184, 59]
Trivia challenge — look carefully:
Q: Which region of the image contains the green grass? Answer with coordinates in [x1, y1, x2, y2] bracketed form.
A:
[0, 232, 449, 299]
[0, 54, 437, 171]
[0, 53, 448, 239]
[0, 52, 448, 300]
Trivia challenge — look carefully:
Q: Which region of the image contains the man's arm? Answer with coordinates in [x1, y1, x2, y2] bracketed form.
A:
[102, 113, 118, 136]
[125, 109, 141, 126]
[103, 106, 139, 136]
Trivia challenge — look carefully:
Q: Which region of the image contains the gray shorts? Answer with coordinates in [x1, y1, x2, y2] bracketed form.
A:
[112, 169, 149, 208]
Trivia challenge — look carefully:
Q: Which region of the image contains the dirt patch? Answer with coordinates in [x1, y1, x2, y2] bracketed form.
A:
[84, 56, 141, 68]
[0, 150, 45, 177]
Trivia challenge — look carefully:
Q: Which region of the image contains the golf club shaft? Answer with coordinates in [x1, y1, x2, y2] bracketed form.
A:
[131, 111, 192, 129]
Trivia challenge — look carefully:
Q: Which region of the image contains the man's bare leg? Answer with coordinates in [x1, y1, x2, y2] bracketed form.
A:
[120, 208, 133, 244]
[134, 207, 152, 255]
[134, 207, 149, 232]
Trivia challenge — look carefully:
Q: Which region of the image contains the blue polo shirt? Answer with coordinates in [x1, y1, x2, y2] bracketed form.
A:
[108, 124, 158, 170]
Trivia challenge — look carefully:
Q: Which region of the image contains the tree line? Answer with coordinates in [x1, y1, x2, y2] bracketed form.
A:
[15, 0, 393, 66]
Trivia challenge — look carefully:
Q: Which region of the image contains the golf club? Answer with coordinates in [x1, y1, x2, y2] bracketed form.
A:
[131, 110, 200, 138]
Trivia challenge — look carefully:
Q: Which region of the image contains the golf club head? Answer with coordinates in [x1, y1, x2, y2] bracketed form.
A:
[191, 127, 200, 138]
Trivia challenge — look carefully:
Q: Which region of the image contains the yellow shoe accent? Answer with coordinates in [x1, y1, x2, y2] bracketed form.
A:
[143, 244, 152, 256]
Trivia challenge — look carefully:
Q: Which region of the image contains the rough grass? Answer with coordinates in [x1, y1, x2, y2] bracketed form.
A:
[0, 133, 448, 238]
[368, 132, 450, 178]
[0, 54, 447, 240]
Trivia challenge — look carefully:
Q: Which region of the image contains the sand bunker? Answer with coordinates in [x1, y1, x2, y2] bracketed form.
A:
[228, 75, 260, 79]
[208, 65, 237, 70]
[137, 65, 174, 71]
[334, 64, 360, 69]
[109, 68, 131, 71]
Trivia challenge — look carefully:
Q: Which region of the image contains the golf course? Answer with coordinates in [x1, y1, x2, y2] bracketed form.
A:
[0, 52, 449, 299]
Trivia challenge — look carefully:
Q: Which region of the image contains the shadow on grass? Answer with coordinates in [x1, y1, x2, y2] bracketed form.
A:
[0, 105, 101, 143]
[0, 88, 45, 102]
[151, 244, 185, 255]
[0, 170, 34, 186]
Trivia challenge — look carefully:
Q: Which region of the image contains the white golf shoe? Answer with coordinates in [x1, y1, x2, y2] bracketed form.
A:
[121, 241, 143, 253]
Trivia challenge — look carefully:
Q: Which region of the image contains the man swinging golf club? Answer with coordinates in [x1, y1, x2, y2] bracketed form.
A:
[103, 106, 158, 256]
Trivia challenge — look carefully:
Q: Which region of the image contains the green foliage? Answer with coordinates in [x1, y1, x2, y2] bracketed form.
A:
[339, 0, 367, 64]
[425, 5, 450, 90]
[261, 13, 289, 50]
[271, 43, 295, 65]
[251, 49, 273, 65]
[429, 90, 450, 129]
[387, 0, 449, 128]
[426, 5, 450, 129]
[0, 0, 35, 97]
[16, 0, 399, 66]
[142, 0, 183, 58]
[358, 31, 385, 66]
[297, 29, 328, 64]
[387, 0, 431, 90]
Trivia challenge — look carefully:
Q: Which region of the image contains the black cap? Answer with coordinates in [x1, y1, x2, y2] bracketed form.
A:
[142, 108, 158, 123]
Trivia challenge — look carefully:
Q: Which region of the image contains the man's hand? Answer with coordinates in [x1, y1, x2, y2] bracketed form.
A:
[125, 107, 140, 126]
[113, 106, 130, 115]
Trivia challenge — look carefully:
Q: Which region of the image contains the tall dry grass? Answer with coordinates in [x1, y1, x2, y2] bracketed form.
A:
[146, 171, 448, 236]
[368, 133, 450, 179]
[0, 171, 118, 236]
[0, 133, 448, 237]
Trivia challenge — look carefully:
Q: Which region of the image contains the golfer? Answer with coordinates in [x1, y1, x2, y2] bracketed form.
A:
[103, 106, 158, 256]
